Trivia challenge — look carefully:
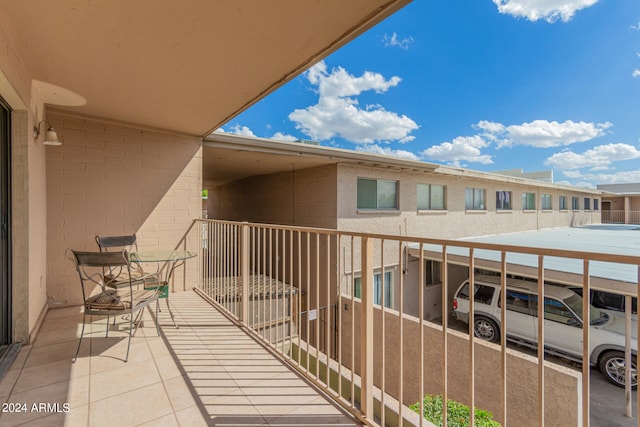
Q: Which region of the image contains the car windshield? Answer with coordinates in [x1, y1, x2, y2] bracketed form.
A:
[563, 293, 609, 326]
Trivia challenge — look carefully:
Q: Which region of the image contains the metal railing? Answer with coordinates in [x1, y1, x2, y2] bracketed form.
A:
[600, 210, 640, 224]
[185, 219, 640, 427]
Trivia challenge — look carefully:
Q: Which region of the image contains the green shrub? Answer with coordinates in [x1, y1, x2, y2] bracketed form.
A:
[409, 394, 501, 427]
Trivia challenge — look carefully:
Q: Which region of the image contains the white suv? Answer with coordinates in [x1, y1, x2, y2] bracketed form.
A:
[452, 274, 637, 388]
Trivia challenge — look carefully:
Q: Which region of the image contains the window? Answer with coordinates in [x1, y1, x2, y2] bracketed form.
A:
[572, 196, 580, 210]
[504, 290, 532, 314]
[531, 297, 580, 326]
[353, 271, 394, 309]
[522, 192, 536, 210]
[584, 198, 591, 211]
[495, 191, 512, 210]
[424, 260, 441, 285]
[594, 199, 599, 211]
[541, 194, 552, 210]
[456, 283, 495, 305]
[465, 187, 486, 210]
[559, 195, 568, 210]
[357, 178, 398, 210]
[417, 184, 446, 210]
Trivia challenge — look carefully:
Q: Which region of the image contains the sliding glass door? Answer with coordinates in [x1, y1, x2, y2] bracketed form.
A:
[0, 98, 11, 346]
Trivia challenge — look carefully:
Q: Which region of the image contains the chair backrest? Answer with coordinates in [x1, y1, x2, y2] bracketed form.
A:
[95, 234, 138, 252]
[70, 249, 129, 268]
[66, 249, 133, 302]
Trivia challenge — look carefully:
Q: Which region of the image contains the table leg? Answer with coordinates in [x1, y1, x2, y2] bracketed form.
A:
[164, 293, 179, 329]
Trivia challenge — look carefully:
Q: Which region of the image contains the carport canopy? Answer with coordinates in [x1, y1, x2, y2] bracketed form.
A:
[407, 224, 640, 297]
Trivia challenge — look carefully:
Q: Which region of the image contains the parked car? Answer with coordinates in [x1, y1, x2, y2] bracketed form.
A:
[452, 274, 638, 388]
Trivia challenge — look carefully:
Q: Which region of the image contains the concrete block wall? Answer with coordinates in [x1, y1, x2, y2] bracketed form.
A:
[340, 299, 582, 427]
[208, 164, 338, 228]
[46, 111, 202, 307]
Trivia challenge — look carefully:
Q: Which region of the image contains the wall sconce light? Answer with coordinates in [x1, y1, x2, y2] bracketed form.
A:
[33, 120, 62, 146]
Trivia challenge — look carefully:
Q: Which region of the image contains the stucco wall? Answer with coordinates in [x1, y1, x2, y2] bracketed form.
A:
[0, 13, 50, 343]
[337, 164, 601, 239]
[208, 164, 338, 229]
[46, 111, 202, 307]
[341, 299, 582, 426]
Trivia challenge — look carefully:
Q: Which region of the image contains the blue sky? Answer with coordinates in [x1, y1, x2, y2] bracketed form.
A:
[219, 0, 640, 189]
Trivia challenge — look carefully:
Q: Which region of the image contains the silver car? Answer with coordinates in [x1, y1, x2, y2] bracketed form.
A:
[452, 274, 638, 388]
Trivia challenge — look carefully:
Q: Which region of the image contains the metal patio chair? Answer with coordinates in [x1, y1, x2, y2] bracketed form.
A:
[95, 234, 156, 289]
[66, 249, 160, 362]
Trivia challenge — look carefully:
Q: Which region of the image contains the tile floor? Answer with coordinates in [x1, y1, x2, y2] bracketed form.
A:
[0, 291, 360, 426]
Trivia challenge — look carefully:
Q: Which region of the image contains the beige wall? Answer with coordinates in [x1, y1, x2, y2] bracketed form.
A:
[341, 299, 581, 426]
[208, 164, 338, 229]
[0, 14, 51, 342]
[629, 196, 640, 211]
[337, 164, 600, 239]
[46, 111, 203, 307]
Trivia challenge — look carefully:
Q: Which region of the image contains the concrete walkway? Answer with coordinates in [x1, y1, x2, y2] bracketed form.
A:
[0, 291, 360, 426]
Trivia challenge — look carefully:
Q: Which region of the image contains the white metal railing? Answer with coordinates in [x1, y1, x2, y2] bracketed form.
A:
[186, 219, 640, 427]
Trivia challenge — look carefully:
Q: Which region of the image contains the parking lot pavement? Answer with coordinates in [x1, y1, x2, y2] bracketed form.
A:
[590, 367, 637, 427]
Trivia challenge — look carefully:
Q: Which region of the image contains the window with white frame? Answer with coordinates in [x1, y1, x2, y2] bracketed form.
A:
[541, 194, 552, 210]
[417, 183, 446, 210]
[495, 190, 512, 210]
[584, 197, 591, 210]
[353, 270, 394, 309]
[465, 187, 486, 210]
[559, 195, 568, 210]
[522, 192, 536, 210]
[572, 196, 580, 210]
[357, 178, 398, 210]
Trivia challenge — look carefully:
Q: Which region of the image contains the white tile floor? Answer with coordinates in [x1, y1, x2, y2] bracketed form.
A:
[0, 291, 360, 426]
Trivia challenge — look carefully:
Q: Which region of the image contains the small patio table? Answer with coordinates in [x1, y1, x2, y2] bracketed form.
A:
[129, 250, 197, 328]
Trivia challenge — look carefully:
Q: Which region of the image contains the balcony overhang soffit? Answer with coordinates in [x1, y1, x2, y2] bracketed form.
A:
[1, 0, 410, 137]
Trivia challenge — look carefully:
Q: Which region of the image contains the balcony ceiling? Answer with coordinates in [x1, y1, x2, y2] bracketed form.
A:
[0, 0, 409, 137]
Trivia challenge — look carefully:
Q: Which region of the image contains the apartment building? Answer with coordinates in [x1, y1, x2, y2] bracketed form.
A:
[0, 3, 630, 425]
[206, 132, 603, 309]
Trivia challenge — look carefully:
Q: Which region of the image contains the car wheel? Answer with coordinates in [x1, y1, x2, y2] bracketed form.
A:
[473, 317, 499, 343]
[598, 351, 637, 389]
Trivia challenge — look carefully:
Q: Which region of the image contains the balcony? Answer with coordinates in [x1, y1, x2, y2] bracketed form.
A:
[1, 219, 639, 426]
[0, 291, 360, 426]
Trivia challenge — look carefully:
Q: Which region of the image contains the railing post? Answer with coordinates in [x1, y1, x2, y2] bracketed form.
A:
[239, 222, 250, 324]
[360, 237, 374, 422]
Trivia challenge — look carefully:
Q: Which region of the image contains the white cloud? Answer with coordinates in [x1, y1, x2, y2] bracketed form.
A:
[558, 169, 640, 186]
[289, 61, 418, 144]
[492, 0, 599, 23]
[633, 69, 640, 78]
[356, 144, 419, 161]
[421, 136, 493, 167]
[383, 32, 414, 50]
[544, 143, 640, 170]
[228, 125, 256, 137]
[479, 119, 611, 148]
[271, 132, 298, 142]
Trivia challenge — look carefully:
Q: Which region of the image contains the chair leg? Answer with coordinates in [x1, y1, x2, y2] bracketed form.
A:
[125, 312, 133, 362]
[73, 314, 86, 363]
[105, 315, 110, 337]
[155, 299, 160, 336]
